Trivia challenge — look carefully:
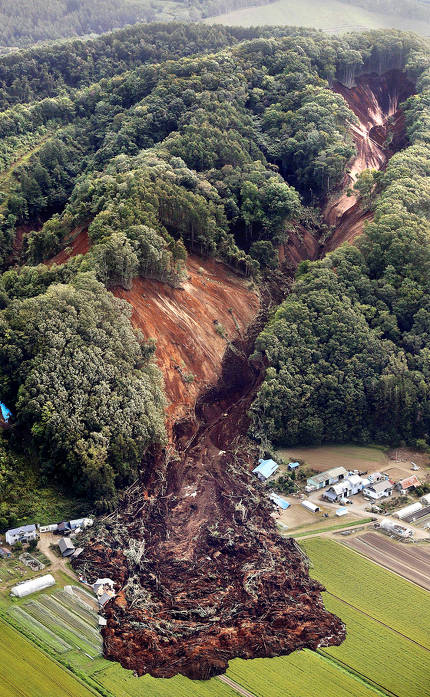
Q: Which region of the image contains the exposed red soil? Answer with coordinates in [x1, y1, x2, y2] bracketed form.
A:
[113, 256, 260, 428]
[279, 224, 320, 265]
[45, 226, 90, 266]
[324, 70, 414, 252]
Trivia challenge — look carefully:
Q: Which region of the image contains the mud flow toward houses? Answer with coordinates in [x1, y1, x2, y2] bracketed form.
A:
[72, 70, 414, 680]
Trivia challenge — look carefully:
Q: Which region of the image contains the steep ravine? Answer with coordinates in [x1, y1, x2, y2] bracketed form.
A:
[72, 70, 413, 680]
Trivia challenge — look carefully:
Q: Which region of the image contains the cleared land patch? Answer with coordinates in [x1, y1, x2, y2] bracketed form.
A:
[276, 444, 388, 473]
[344, 532, 430, 590]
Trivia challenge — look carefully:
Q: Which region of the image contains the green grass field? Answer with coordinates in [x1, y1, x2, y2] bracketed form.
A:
[0, 618, 97, 697]
[205, 0, 430, 35]
[302, 537, 430, 648]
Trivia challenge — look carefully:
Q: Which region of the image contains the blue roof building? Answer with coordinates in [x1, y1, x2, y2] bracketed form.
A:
[253, 458, 279, 481]
[288, 461, 300, 470]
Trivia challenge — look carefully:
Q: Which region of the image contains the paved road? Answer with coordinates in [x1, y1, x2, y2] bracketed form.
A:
[344, 532, 430, 590]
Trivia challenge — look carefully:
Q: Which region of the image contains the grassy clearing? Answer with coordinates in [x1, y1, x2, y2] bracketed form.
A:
[303, 538, 430, 648]
[0, 618, 97, 697]
[292, 518, 373, 537]
[322, 594, 430, 697]
[227, 651, 381, 697]
[205, 0, 430, 35]
[276, 444, 388, 473]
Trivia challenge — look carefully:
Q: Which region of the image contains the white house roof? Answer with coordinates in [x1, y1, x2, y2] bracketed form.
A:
[348, 474, 362, 486]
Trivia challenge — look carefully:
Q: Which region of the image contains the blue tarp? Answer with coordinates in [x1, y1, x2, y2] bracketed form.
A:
[253, 458, 279, 479]
[0, 402, 11, 422]
[269, 493, 290, 509]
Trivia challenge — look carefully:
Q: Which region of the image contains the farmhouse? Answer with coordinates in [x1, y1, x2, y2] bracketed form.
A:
[58, 538, 75, 557]
[362, 480, 393, 500]
[306, 466, 347, 492]
[323, 474, 364, 502]
[5, 524, 37, 546]
[93, 578, 116, 606]
[253, 459, 278, 482]
[395, 475, 420, 493]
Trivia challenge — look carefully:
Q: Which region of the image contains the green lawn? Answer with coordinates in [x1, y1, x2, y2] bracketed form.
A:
[302, 538, 430, 648]
[205, 0, 430, 35]
[0, 618, 97, 697]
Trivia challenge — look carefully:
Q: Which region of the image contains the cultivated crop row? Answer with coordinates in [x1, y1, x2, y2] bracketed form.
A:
[303, 538, 430, 648]
[9, 606, 71, 654]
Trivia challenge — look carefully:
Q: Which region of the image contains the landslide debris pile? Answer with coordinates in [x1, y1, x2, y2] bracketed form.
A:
[74, 327, 345, 679]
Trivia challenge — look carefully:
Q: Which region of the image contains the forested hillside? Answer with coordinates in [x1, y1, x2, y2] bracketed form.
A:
[0, 25, 429, 522]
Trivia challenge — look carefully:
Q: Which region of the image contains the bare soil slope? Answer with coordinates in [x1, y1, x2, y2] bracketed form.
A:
[324, 70, 414, 251]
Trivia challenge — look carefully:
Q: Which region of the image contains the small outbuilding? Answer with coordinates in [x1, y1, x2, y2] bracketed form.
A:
[269, 492, 290, 510]
[288, 461, 300, 471]
[0, 547, 11, 558]
[57, 521, 72, 535]
[335, 507, 348, 517]
[11, 574, 55, 598]
[394, 501, 422, 520]
[301, 500, 320, 513]
[58, 538, 75, 557]
[253, 459, 279, 482]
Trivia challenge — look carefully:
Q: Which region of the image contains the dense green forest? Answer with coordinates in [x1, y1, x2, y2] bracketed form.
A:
[0, 0, 273, 50]
[250, 47, 430, 448]
[0, 24, 429, 520]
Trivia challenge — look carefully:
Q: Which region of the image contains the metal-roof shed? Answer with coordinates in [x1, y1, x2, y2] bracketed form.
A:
[301, 500, 320, 513]
[336, 507, 348, 517]
[253, 459, 278, 481]
[288, 461, 300, 470]
[59, 538, 75, 557]
[307, 467, 348, 486]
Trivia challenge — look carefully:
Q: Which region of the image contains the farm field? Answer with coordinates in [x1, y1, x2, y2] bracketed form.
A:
[344, 532, 430, 590]
[0, 618, 97, 697]
[321, 595, 430, 697]
[205, 0, 430, 35]
[303, 537, 430, 648]
[227, 650, 381, 697]
[276, 444, 388, 473]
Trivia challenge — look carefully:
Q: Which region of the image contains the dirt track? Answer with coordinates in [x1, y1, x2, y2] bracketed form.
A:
[344, 533, 430, 590]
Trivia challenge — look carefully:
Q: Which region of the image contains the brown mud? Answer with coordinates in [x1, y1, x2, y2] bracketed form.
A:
[72, 70, 413, 680]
